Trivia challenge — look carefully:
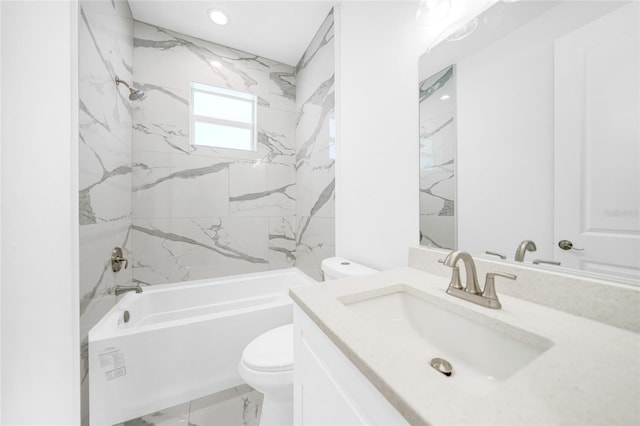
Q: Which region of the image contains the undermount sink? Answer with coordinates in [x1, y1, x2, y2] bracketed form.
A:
[340, 284, 553, 389]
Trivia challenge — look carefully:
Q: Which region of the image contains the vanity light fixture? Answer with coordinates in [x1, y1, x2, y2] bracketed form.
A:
[208, 9, 228, 25]
[446, 17, 479, 41]
[416, 0, 451, 26]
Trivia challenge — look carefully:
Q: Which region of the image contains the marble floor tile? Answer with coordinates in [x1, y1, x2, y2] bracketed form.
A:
[117, 402, 190, 426]
[188, 385, 263, 426]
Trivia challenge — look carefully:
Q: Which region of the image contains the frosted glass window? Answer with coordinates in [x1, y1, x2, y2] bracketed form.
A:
[190, 82, 257, 151]
[193, 92, 253, 124]
[194, 122, 252, 150]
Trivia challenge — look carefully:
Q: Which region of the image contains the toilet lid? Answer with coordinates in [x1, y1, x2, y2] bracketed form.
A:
[242, 324, 294, 372]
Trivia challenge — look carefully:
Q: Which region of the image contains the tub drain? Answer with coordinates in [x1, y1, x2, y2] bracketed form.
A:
[123, 310, 130, 323]
[430, 357, 453, 376]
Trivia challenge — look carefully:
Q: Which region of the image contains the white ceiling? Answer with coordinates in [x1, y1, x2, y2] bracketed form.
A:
[129, 1, 336, 66]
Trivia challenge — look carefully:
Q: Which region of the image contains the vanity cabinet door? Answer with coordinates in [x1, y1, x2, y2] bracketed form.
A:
[293, 306, 409, 426]
[295, 335, 367, 425]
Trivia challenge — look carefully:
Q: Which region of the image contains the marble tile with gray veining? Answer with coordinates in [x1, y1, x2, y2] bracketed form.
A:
[79, 2, 134, 425]
[132, 151, 231, 219]
[296, 9, 335, 78]
[296, 215, 335, 282]
[134, 21, 270, 105]
[79, 3, 134, 225]
[294, 9, 336, 278]
[295, 25, 335, 220]
[117, 385, 263, 426]
[269, 216, 297, 269]
[229, 161, 296, 217]
[295, 77, 335, 166]
[132, 82, 296, 166]
[115, 401, 190, 426]
[269, 62, 296, 112]
[189, 384, 263, 426]
[132, 218, 269, 285]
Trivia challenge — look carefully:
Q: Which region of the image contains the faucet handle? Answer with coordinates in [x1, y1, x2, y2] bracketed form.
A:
[485, 251, 507, 260]
[482, 272, 517, 309]
[532, 259, 561, 266]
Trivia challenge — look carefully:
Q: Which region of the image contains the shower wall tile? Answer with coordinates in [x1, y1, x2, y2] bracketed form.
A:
[79, 222, 132, 317]
[79, 3, 134, 226]
[132, 20, 297, 284]
[229, 161, 296, 217]
[132, 151, 231, 219]
[131, 81, 296, 165]
[133, 22, 271, 105]
[132, 86, 190, 155]
[131, 217, 270, 285]
[296, 216, 336, 282]
[270, 62, 296, 112]
[78, 1, 133, 425]
[256, 106, 296, 165]
[295, 10, 335, 103]
[295, 9, 336, 278]
[269, 216, 297, 269]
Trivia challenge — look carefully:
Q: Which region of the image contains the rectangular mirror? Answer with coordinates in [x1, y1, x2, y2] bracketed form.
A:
[418, 0, 639, 285]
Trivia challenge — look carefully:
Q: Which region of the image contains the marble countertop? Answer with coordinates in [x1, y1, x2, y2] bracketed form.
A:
[290, 267, 640, 425]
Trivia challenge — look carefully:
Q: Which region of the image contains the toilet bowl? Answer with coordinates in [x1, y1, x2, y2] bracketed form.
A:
[238, 324, 294, 426]
[238, 257, 377, 426]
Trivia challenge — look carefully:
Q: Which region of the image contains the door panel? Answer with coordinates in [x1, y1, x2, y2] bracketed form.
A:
[554, 3, 640, 282]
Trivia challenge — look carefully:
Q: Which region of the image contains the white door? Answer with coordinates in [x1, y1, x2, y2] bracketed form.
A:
[554, 3, 640, 283]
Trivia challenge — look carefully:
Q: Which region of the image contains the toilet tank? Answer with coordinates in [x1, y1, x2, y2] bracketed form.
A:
[321, 257, 377, 281]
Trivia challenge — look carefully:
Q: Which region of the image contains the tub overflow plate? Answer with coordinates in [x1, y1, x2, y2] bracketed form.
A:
[430, 357, 453, 376]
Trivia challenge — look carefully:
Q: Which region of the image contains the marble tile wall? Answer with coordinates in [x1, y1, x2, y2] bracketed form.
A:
[132, 21, 298, 285]
[419, 65, 456, 250]
[78, 1, 134, 424]
[294, 10, 336, 280]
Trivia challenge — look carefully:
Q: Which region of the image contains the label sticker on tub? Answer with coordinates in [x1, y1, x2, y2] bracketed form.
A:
[98, 347, 127, 381]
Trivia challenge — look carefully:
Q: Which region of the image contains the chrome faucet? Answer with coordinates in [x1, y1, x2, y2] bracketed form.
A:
[514, 240, 537, 262]
[441, 251, 517, 309]
[114, 284, 143, 296]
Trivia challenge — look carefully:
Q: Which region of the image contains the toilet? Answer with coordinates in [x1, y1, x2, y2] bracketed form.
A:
[238, 257, 377, 426]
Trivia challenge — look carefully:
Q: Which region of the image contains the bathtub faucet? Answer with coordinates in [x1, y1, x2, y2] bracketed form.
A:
[114, 284, 143, 296]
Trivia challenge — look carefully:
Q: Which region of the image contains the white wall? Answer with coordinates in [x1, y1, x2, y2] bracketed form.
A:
[456, 34, 555, 259]
[0, 1, 3, 420]
[335, 2, 420, 270]
[1, 1, 80, 424]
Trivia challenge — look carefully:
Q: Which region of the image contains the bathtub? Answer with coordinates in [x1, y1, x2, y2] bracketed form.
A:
[89, 268, 316, 426]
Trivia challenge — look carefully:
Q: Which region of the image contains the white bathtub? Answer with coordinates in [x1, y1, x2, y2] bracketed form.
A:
[89, 268, 316, 425]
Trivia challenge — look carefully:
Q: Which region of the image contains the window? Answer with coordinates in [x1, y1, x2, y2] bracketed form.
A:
[190, 82, 257, 151]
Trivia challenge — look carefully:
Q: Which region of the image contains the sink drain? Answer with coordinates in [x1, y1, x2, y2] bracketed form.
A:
[430, 357, 453, 377]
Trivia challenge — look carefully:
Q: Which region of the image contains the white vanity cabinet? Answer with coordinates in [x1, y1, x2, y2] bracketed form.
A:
[293, 305, 409, 426]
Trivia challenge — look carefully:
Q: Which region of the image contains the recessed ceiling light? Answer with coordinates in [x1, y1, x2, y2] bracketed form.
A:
[440, 94, 451, 101]
[208, 9, 228, 26]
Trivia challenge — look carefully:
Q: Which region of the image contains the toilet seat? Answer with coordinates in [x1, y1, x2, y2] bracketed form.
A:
[241, 324, 293, 373]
